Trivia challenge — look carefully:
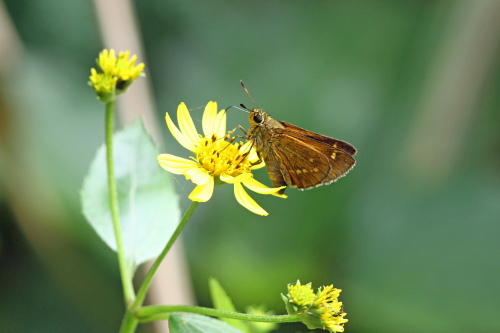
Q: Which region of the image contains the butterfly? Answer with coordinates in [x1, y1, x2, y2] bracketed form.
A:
[230, 81, 356, 195]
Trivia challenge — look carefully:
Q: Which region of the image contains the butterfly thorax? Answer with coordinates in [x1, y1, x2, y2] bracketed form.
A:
[247, 109, 284, 154]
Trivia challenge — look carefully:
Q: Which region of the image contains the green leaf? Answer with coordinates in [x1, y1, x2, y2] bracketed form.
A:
[81, 120, 180, 272]
[169, 313, 245, 333]
[209, 278, 249, 333]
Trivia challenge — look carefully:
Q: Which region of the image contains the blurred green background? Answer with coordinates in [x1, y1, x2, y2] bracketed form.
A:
[0, 1, 499, 332]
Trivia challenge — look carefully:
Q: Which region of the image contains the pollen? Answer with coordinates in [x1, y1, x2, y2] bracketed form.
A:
[331, 153, 336, 159]
[195, 135, 252, 177]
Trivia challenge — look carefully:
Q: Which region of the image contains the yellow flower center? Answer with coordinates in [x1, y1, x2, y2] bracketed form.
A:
[195, 134, 252, 177]
[287, 283, 316, 308]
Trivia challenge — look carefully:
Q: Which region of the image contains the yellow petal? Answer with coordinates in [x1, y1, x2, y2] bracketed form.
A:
[242, 178, 287, 198]
[202, 101, 218, 136]
[189, 177, 214, 202]
[166, 112, 197, 152]
[327, 324, 344, 332]
[234, 183, 268, 216]
[247, 147, 259, 160]
[239, 140, 253, 155]
[220, 172, 252, 184]
[185, 167, 210, 185]
[177, 102, 200, 144]
[214, 109, 227, 138]
[157, 154, 198, 174]
[240, 145, 266, 170]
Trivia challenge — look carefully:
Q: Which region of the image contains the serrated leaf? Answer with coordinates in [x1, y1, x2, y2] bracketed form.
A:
[81, 120, 180, 272]
[169, 313, 245, 333]
[209, 278, 249, 333]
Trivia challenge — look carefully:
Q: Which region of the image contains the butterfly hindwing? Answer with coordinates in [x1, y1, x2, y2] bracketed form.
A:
[261, 151, 288, 195]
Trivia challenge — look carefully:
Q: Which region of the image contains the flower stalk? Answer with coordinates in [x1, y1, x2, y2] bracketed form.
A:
[119, 201, 199, 333]
[105, 100, 135, 304]
[135, 305, 301, 324]
[133, 201, 199, 309]
[119, 309, 139, 333]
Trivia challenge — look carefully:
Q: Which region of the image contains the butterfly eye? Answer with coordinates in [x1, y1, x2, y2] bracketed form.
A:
[253, 113, 263, 123]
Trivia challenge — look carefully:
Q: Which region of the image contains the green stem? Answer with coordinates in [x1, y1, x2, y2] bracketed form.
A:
[119, 309, 139, 333]
[132, 201, 200, 309]
[105, 101, 135, 304]
[135, 305, 301, 324]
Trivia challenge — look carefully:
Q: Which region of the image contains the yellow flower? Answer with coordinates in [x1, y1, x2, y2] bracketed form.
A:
[158, 101, 286, 216]
[282, 280, 347, 332]
[315, 285, 348, 332]
[89, 49, 144, 101]
[98, 49, 145, 82]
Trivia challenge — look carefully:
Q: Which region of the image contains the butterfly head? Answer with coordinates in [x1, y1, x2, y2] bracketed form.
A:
[249, 108, 269, 126]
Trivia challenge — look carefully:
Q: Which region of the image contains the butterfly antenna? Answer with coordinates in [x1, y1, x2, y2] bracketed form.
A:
[240, 104, 252, 111]
[214, 105, 248, 145]
[240, 80, 259, 109]
[213, 109, 225, 138]
[225, 105, 249, 114]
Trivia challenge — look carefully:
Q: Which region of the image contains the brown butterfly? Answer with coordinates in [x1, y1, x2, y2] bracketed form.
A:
[230, 81, 356, 195]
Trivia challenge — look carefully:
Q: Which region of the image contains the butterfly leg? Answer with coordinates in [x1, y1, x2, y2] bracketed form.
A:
[236, 140, 264, 167]
[235, 138, 256, 167]
[227, 125, 248, 137]
[220, 125, 249, 153]
[249, 150, 263, 167]
[236, 125, 248, 136]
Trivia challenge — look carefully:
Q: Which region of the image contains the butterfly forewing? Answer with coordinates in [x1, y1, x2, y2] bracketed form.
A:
[279, 122, 357, 156]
